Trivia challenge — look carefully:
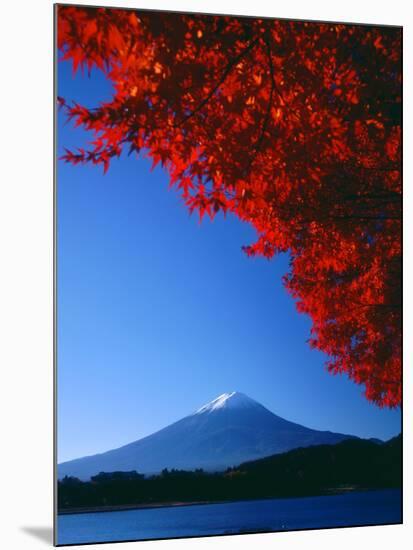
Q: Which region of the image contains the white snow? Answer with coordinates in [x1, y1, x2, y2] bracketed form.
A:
[194, 391, 258, 414]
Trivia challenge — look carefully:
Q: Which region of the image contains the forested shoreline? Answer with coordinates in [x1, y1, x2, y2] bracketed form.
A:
[58, 436, 401, 513]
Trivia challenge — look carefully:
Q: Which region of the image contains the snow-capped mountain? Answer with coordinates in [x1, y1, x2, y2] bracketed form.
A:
[195, 391, 261, 413]
[58, 391, 356, 480]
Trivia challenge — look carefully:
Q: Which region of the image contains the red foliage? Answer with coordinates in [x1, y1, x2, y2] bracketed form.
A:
[57, 6, 401, 407]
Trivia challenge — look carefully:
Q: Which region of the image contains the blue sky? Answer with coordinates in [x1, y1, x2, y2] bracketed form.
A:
[57, 61, 400, 463]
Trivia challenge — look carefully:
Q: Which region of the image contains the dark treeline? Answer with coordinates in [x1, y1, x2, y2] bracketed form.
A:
[58, 436, 401, 512]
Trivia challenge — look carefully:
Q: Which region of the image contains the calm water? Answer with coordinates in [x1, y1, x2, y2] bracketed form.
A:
[58, 489, 401, 545]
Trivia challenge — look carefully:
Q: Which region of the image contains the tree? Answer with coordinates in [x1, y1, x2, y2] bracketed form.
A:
[57, 6, 402, 407]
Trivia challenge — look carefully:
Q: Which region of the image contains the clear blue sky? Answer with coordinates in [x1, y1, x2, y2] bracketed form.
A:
[57, 61, 400, 463]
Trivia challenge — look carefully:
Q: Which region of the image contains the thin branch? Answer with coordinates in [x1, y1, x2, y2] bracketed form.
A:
[243, 35, 276, 176]
[256, 38, 276, 148]
[175, 37, 260, 127]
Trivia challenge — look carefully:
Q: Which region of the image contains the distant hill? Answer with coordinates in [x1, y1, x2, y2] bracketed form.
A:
[58, 435, 401, 512]
[58, 392, 359, 480]
[232, 434, 401, 497]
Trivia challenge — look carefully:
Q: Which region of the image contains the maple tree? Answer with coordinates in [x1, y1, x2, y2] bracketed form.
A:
[57, 6, 402, 407]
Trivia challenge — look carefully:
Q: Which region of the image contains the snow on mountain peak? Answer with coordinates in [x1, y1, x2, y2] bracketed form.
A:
[194, 392, 259, 415]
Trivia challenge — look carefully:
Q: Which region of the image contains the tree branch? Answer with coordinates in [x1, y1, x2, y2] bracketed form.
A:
[175, 37, 260, 127]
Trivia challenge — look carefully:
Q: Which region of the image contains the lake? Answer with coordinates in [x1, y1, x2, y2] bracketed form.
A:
[57, 489, 401, 545]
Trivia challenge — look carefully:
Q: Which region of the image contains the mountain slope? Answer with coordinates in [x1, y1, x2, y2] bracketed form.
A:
[58, 392, 357, 480]
[233, 434, 402, 495]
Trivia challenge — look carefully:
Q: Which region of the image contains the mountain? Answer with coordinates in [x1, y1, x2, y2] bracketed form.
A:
[58, 391, 357, 480]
